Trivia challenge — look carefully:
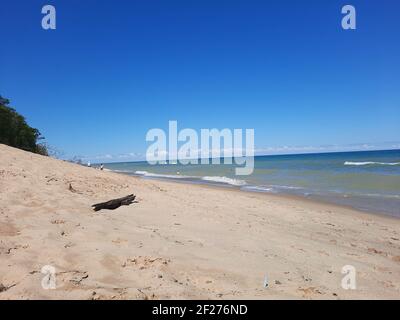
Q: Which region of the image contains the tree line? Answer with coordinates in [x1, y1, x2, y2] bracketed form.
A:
[0, 95, 48, 155]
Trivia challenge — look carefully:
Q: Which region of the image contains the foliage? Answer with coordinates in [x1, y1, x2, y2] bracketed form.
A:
[0, 95, 48, 155]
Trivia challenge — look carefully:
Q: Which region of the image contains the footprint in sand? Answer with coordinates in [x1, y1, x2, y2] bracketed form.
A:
[122, 256, 170, 270]
[58, 270, 89, 287]
[297, 286, 324, 298]
[0, 221, 20, 237]
[2, 244, 29, 255]
[367, 247, 387, 257]
[391, 256, 400, 263]
[51, 219, 65, 224]
[63, 241, 75, 248]
[112, 238, 128, 245]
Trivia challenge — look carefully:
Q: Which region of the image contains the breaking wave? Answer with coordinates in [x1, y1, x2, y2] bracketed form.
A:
[241, 185, 273, 192]
[201, 176, 247, 186]
[134, 171, 247, 186]
[344, 161, 400, 166]
[134, 171, 192, 179]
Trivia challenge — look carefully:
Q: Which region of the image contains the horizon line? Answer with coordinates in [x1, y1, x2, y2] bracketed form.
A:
[91, 147, 400, 165]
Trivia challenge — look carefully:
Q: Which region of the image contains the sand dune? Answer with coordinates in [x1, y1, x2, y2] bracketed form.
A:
[0, 144, 399, 299]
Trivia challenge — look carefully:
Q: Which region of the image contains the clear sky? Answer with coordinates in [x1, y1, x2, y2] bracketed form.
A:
[1, 0, 399, 162]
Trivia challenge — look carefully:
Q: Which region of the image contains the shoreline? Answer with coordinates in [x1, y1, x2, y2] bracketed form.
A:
[1, 144, 400, 299]
[113, 172, 400, 221]
[103, 155, 400, 219]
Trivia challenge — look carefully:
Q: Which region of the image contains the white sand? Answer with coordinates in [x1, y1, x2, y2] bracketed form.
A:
[0, 144, 399, 299]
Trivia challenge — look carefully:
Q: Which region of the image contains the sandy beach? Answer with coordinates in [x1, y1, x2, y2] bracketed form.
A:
[1, 143, 399, 300]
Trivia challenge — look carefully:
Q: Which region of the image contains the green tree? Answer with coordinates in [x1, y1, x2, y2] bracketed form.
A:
[0, 95, 48, 155]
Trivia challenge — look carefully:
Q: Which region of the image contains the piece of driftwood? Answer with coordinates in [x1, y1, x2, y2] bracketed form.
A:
[92, 194, 136, 211]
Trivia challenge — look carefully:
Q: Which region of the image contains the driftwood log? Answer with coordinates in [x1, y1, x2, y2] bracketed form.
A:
[92, 194, 136, 212]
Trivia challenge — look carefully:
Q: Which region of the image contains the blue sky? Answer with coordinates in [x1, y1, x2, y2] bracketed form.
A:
[1, 0, 399, 162]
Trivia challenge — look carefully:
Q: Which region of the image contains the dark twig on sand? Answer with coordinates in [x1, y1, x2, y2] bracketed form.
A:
[91, 194, 136, 212]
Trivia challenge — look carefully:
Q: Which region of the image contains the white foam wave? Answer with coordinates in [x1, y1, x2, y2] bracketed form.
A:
[201, 176, 247, 186]
[344, 161, 400, 166]
[268, 184, 302, 190]
[134, 171, 192, 179]
[111, 169, 133, 173]
[135, 171, 247, 186]
[241, 185, 273, 192]
[135, 170, 150, 175]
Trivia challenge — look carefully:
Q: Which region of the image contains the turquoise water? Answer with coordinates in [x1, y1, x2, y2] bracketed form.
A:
[104, 150, 400, 217]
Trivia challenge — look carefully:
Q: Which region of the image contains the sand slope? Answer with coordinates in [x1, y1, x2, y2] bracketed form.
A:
[0, 144, 399, 299]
